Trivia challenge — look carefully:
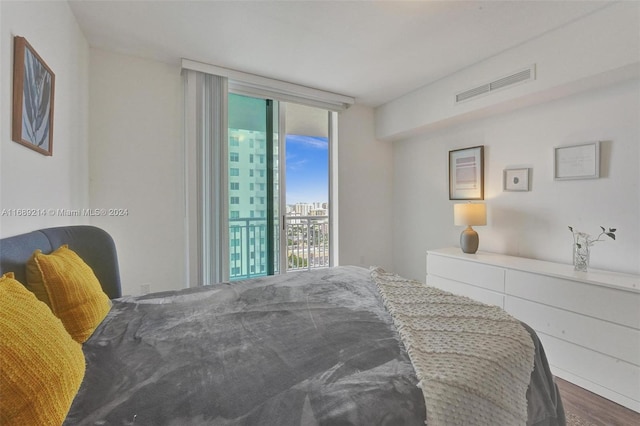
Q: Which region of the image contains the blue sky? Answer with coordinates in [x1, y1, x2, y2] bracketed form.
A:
[285, 134, 328, 205]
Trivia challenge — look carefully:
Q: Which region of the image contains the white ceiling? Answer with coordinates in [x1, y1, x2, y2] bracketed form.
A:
[68, 0, 613, 107]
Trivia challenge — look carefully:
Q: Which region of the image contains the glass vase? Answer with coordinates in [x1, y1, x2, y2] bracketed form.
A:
[573, 237, 590, 272]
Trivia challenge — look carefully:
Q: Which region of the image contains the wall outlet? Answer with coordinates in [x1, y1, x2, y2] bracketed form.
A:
[140, 284, 151, 295]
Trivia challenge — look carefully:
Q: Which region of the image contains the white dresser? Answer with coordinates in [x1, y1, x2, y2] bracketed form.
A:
[426, 247, 640, 412]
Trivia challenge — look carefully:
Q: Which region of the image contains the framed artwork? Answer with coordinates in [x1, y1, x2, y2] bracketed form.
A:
[449, 145, 484, 200]
[504, 168, 530, 191]
[12, 36, 55, 156]
[554, 142, 599, 180]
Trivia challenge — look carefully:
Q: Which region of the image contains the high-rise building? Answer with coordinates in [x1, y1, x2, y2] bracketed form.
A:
[228, 129, 270, 278]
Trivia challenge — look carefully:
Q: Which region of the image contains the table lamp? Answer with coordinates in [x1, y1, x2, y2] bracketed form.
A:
[454, 203, 487, 254]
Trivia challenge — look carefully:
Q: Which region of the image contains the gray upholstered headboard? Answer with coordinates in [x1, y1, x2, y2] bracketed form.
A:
[0, 225, 122, 299]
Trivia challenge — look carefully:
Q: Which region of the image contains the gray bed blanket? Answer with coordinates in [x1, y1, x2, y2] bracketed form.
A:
[65, 266, 563, 425]
[65, 266, 425, 425]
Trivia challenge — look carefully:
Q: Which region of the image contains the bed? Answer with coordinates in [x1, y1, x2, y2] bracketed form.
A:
[0, 225, 565, 425]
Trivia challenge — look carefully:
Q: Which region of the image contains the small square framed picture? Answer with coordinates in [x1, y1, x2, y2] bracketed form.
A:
[504, 168, 530, 191]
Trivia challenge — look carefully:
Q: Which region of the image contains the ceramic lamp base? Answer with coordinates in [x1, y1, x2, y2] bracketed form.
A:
[460, 226, 479, 254]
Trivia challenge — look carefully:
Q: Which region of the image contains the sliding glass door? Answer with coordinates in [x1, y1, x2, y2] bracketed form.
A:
[227, 93, 333, 280]
[228, 93, 280, 280]
[183, 68, 342, 286]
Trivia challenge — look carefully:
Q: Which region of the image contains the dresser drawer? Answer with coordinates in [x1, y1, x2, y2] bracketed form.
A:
[427, 275, 505, 308]
[505, 296, 640, 365]
[538, 333, 640, 411]
[427, 254, 505, 293]
[505, 270, 640, 329]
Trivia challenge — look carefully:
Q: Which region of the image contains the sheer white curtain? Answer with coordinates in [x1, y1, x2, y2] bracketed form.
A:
[183, 70, 229, 286]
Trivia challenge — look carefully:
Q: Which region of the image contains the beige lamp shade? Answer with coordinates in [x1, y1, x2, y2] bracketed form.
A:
[454, 203, 487, 226]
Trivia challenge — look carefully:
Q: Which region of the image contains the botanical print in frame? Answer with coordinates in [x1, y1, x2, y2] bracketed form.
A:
[449, 145, 484, 200]
[12, 36, 55, 156]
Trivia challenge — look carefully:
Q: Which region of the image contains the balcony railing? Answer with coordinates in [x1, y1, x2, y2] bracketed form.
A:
[229, 218, 272, 280]
[228, 215, 329, 280]
[286, 215, 329, 271]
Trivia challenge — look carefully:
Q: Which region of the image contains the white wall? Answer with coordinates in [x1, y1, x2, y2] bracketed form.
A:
[0, 1, 89, 237]
[88, 49, 184, 296]
[338, 104, 394, 271]
[87, 50, 391, 293]
[383, 1, 640, 281]
[392, 78, 640, 282]
[376, 1, 640, 141]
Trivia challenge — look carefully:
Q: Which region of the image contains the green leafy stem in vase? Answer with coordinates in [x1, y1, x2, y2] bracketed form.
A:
[568, 226, 617, 248]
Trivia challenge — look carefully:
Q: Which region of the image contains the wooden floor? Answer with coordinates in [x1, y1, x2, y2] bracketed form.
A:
[556, 377, 640, 426]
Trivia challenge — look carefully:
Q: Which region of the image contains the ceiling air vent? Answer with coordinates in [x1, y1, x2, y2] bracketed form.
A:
[455, 65, 535, 104]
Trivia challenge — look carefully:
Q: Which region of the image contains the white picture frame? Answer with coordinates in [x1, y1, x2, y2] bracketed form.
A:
[504, 168, 530, 191]
[554, 142, 600, 180]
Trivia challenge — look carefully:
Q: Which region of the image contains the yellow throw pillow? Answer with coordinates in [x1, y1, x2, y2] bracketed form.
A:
[0, 273, 86, 426]
[26, 245, 111, 343]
